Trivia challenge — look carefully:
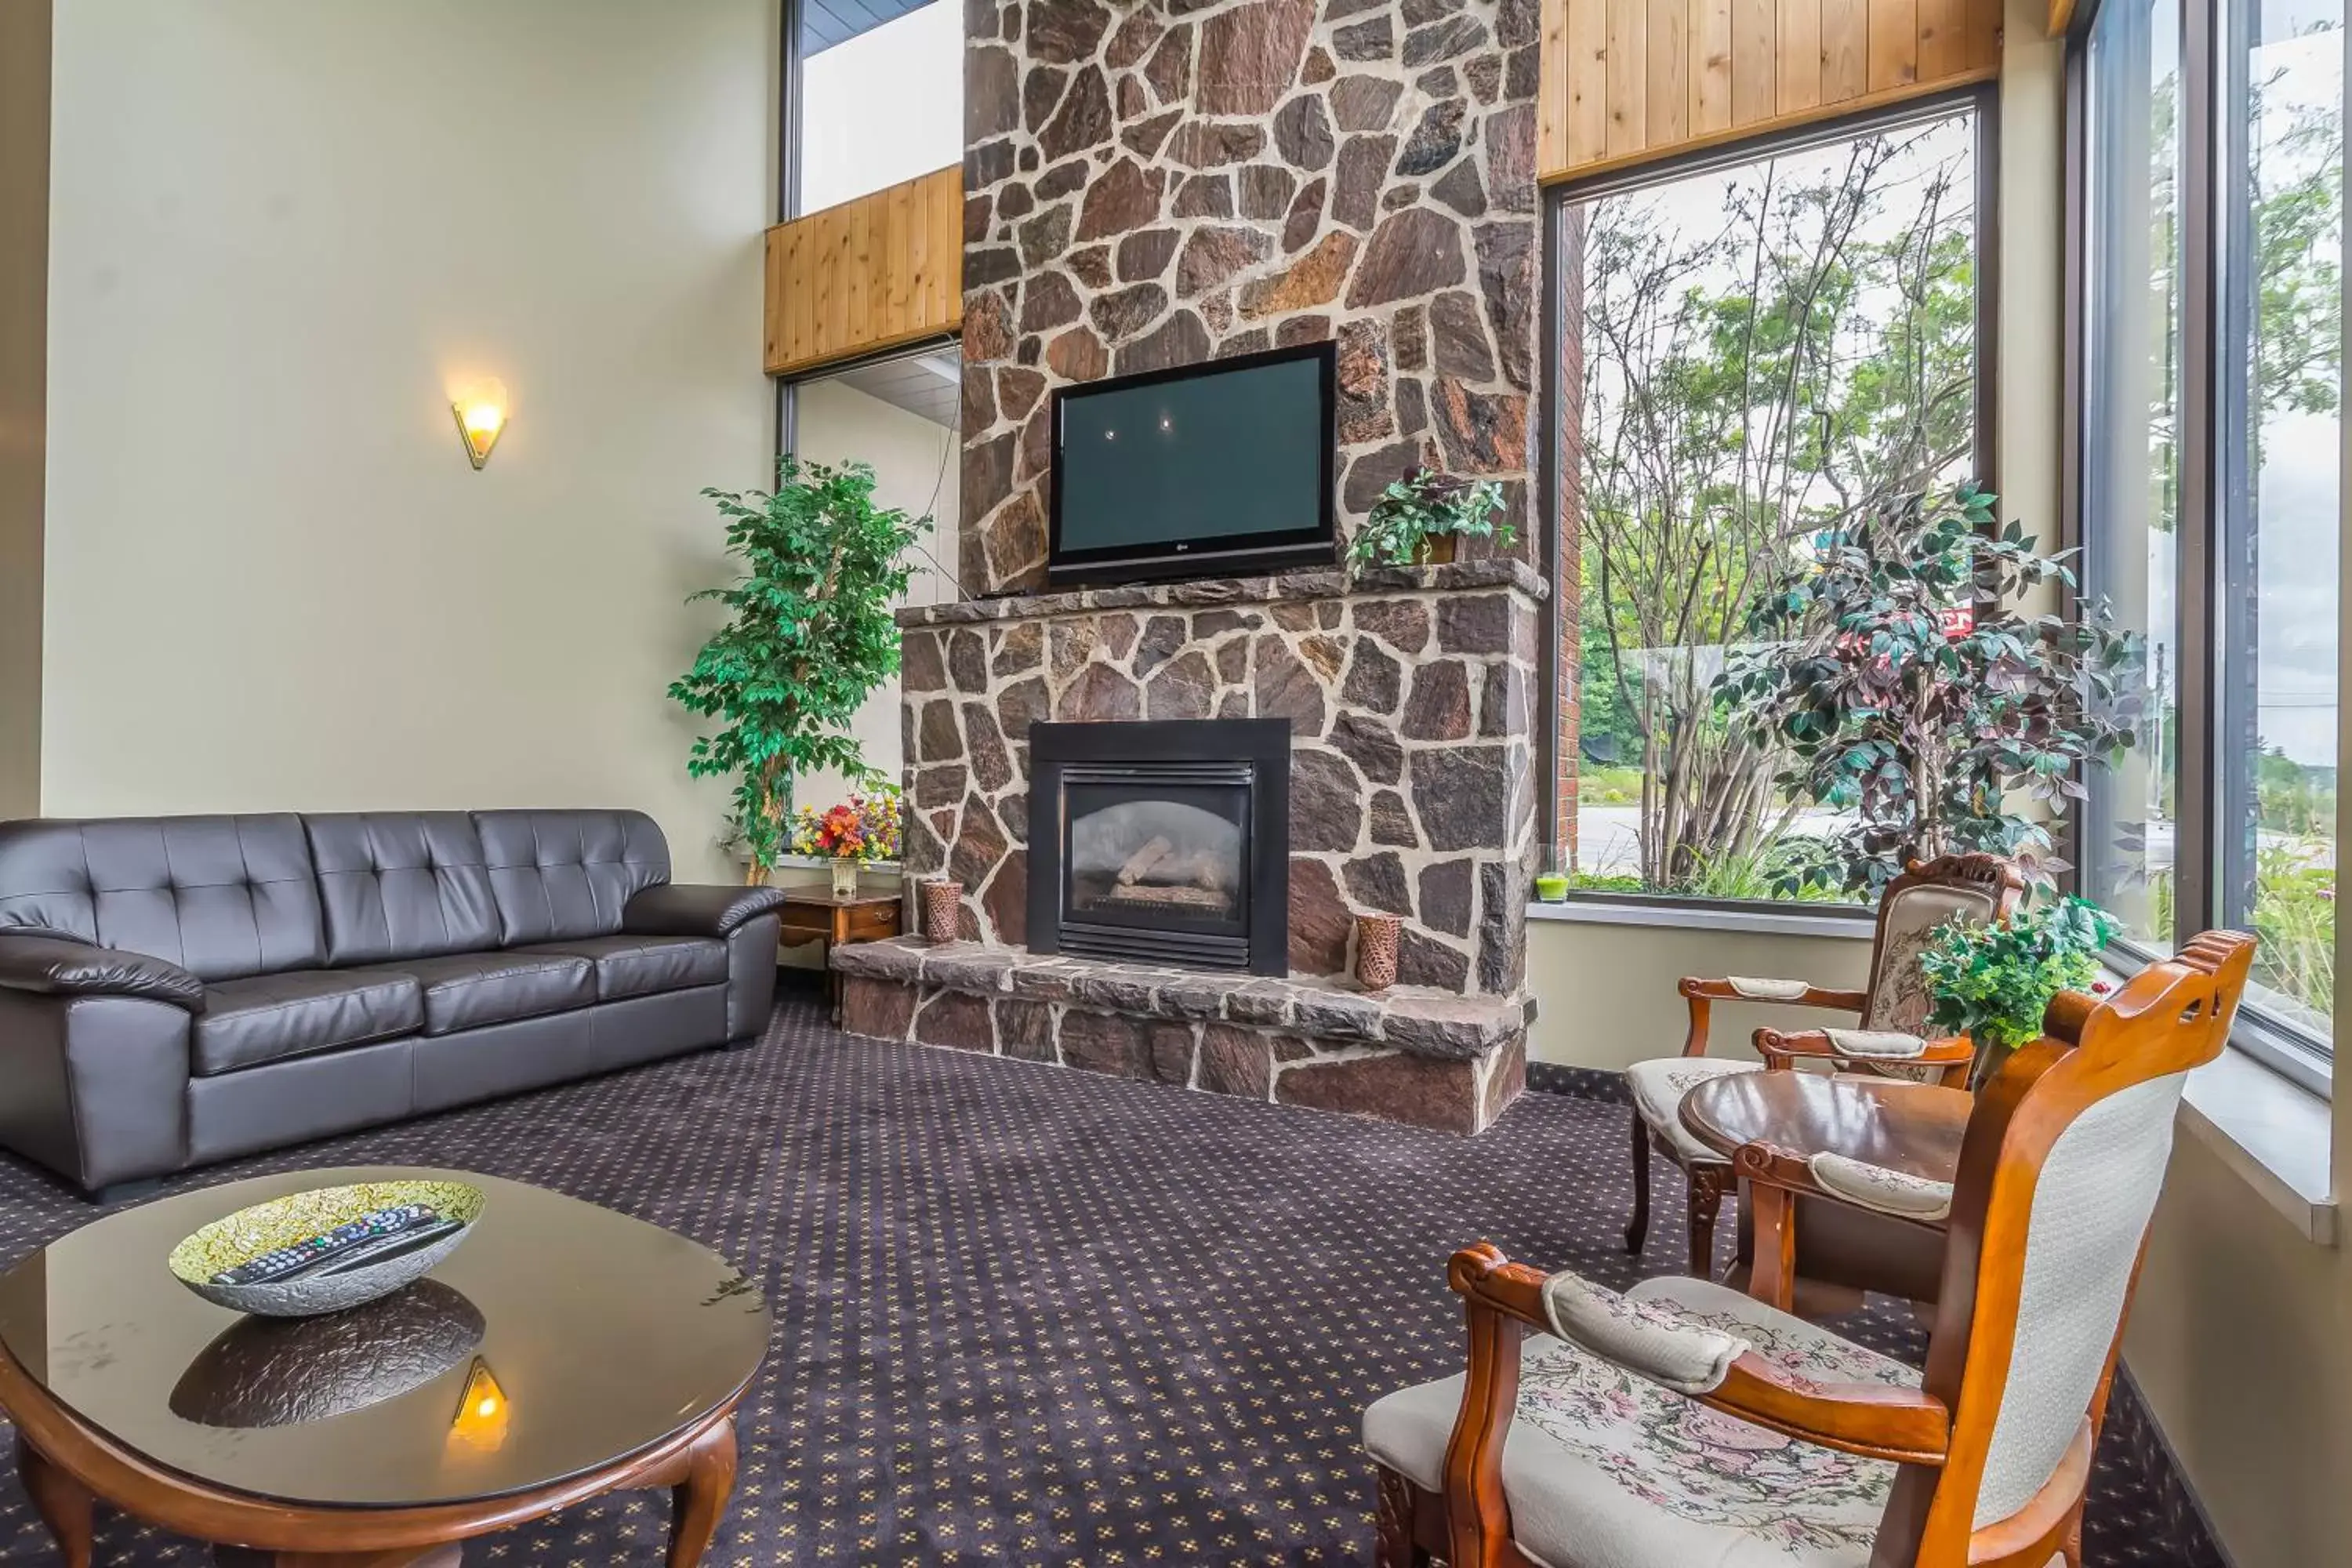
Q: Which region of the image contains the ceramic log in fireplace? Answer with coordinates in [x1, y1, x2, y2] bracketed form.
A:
[1027, 720, 1290, 975]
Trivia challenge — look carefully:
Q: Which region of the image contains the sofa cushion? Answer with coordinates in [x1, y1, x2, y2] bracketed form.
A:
[0, 815, 326, 981]
[305, 813, 499, 964]
[474, 811, 670, 946]
[397, 950, 594, 1036]
[518, 935, 729, 1003]
[194, 969, 423, 1076]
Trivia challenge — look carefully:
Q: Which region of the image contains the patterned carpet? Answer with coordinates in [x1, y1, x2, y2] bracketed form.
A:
[0, 978, 2216, 1566]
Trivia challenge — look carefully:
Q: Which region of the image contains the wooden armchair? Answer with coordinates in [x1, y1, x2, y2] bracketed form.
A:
[1624, 855, 2026, 1275]
[1364, 931, 2254, 1568]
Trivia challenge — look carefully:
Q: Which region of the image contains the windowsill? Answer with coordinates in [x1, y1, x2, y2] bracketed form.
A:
[1526, 897, 1875, 940]
[2177, 1047, 2338, 1246]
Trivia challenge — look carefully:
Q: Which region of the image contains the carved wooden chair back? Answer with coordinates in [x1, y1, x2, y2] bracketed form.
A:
[1851, 853, 2029, 1082]
[1878, 930, 2252, 1565]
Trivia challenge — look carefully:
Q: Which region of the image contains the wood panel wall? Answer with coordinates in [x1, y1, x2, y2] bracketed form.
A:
[763, 165, 963, 378]
[1539, 0, 2002, 183]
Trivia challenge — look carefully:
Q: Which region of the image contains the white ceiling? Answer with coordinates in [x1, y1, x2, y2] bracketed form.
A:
[829, 349, 960, 432]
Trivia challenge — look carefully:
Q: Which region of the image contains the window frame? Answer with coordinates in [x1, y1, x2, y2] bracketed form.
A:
[1537, 85, 2003, 918]
[2063, 0, 2341, 1087]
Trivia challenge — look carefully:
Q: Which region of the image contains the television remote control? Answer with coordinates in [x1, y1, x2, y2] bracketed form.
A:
[310, 1217, 468, 1277]
[211, 1203, 443, 1286]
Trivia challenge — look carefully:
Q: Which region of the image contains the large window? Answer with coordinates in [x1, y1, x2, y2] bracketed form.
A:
[1555, 103, 1986, 902]
[2079, 0, 2341, 1065]
[790, 0, 961, 216]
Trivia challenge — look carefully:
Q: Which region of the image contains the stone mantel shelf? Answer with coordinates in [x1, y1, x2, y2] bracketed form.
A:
[832, 938, 1534, 1061]
[895, 561, 1547, 630]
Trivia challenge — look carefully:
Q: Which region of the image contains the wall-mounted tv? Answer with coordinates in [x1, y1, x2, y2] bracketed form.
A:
[1047, 341, 1336, 587]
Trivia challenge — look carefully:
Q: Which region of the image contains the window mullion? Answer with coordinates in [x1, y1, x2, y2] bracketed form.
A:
[2175, 0, 2224, 946]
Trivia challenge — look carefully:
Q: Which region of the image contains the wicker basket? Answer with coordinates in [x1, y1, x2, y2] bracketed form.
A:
[1355, 913, 1402, 991]
[918, 879, 964, 944]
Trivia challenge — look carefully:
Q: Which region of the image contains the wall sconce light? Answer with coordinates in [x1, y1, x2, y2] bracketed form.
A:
[451, 379, 509, 470]
[447, 1357, 511, 1451]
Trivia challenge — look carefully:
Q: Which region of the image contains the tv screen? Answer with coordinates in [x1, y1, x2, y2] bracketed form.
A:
[1047, 342, 1335, 586]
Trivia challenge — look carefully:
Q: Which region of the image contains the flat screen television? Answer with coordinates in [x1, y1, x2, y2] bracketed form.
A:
[1047, 341, 1336, 586]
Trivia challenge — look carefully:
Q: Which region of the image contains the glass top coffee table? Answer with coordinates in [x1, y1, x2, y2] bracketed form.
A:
[0, 1166, 769, 1566]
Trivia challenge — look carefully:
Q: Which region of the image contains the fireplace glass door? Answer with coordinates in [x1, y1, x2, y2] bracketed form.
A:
[1029, 720, 1290, 975]
[1058, 764, 1253, 964]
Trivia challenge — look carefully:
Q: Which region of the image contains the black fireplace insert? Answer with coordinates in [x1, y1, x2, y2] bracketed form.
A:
[1027, 719, 1290, 975]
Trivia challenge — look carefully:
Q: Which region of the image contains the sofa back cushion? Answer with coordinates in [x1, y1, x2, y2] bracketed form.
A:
[0, 815, 326, 980]
[474, 810, 670, 946]
[305, 813, 500, 965]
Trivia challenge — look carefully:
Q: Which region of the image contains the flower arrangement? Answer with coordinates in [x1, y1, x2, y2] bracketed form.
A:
[789, 788, 902, 863]
[1918, 897, 2121, 1077]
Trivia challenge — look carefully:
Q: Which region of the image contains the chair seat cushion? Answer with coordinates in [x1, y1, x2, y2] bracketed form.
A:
[194, 969, 422, 1076]
[515, 935, 728, 1002]
[1627, 1058, 1762, 1164]
[396, 950, 593, 1036]
[1363, 1276, 1924, 1568]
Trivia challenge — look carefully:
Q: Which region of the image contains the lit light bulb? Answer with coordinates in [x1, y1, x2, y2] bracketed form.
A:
[450, 377, 509, 469]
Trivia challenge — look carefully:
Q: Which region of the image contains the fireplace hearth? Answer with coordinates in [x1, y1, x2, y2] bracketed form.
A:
[1029, 719, 1290, 975]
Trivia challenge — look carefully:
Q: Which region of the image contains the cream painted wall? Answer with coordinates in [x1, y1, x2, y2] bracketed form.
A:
[2129, 1131, 2351, 1567]
[1995, 0, 2066, 561]
[789, 374, 957, 811]
[37, 0, 779, 884]
[0, 0, 48, 821]
[1523, 920, 1872, 1070]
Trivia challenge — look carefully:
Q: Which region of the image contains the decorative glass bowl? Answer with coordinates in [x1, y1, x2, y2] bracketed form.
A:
[168, 1179, 485, 1319]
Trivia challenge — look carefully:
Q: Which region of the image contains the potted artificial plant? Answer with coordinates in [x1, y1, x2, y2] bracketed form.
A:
[670, 456, 928, 884]
[1717, 482, 2146, 898]
[1345, 466, 1514, 571]
[1919, 896, 2121, 1085]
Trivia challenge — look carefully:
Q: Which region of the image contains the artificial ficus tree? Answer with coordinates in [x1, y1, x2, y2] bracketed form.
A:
[670, 456, 928, 880]
[1716, 482, 2146, 898]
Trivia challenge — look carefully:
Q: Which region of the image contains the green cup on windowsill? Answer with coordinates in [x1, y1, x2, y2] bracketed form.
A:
[1534, 847, 1570, 902]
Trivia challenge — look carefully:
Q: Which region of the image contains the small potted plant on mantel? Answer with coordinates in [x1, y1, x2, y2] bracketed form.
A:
[1919, 896, 2121, 1087]
[1345, 466, 1514, 571]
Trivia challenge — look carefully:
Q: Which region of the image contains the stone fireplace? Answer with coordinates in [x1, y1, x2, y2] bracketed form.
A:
[830, 0, 1546, 1134]
[837, 562, 1543, 1133]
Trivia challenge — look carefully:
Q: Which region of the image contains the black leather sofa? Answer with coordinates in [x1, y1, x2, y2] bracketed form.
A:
[0, 810, 789, 1195]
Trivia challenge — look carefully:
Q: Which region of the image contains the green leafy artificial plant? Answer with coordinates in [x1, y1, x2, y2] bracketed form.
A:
[1345, 467, 1514, 571]
[1717, 482, 2146, 898]
[1918, 897, 2122, 1077]
[670, 456, 928, 880]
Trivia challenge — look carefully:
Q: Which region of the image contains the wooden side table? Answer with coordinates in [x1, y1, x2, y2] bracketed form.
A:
[775, 887, 903, 1015]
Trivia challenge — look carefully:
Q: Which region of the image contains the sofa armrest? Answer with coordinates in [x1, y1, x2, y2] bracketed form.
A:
[622, 884, 793, 938]
[0, 934, 205, 1011]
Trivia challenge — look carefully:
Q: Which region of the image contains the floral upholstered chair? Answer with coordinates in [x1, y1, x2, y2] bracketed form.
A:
[1622, 855, 2026, 1276]
[1363, 931, 2252, 1568]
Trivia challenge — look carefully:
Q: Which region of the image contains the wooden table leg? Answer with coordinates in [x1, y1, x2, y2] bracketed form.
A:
[16, 1432, 94, 1568]
[1747, 1180, 1798, 1313]
[666, 1417, 739, 1568]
